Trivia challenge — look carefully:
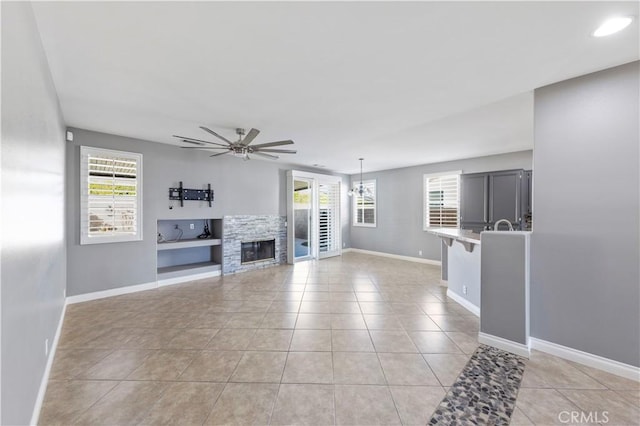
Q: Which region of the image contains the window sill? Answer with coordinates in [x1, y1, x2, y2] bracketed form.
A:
[81, 234, 143, 245]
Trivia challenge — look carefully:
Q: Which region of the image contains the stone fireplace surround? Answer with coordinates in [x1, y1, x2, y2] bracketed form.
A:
[222, 215, 287, 274]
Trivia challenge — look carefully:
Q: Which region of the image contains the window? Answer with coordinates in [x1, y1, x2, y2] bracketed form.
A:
[352, 180, 376, 227]
[80, 146, 143, 244]
[424, 172, 460, 229]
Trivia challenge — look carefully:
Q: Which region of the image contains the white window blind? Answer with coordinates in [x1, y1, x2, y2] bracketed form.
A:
[424, 172, 460, 229]
[318, 182, 340, 254]
[353, 180, 376, 227]
[80, 146, 143, 244]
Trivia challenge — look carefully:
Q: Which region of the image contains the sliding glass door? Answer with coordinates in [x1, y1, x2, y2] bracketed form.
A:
[318, 181, 340, 259]
[293, 178, 313, 260]
[287, 171, 341, 263]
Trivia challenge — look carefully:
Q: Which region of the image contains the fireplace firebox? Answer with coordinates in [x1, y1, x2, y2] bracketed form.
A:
[241, 239, 276, 264]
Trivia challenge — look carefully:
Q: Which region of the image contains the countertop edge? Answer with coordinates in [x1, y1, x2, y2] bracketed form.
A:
[426, 228, 482, 245]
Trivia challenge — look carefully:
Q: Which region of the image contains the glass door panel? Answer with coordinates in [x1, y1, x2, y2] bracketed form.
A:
[318, 181, 340, 259]
[293, 179, 312, 259]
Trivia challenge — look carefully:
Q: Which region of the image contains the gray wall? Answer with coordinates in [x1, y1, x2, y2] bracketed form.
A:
[481, 232, 530, 345]
[350, 151, 532, 261]
[67, 128, 350, 296]
[1, 3, 67, 424]
[448, 242, 481, 308]
[532, 61, 639, 367]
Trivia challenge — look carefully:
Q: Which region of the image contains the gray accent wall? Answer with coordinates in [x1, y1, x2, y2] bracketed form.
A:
[350, 151, 532, 261]
[481, 232, 530, 346]
[447, 243, 481, 308]
[1, 3, 67, 424]
[66, 128, 350, 296]
[532, 61, 639, 367]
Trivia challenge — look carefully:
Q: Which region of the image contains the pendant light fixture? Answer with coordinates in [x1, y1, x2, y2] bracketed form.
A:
[348, 158, 372, 197]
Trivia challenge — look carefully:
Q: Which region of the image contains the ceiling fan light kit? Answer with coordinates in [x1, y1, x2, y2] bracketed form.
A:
[174, 127, 296, 161]
[348, 158, 372, 197]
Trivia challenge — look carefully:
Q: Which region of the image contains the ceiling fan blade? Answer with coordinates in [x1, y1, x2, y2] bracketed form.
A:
[180, 147, 228, 150]
[209, 151, 230, 157]
[254, 148, 297, 154]
[173, 135, 229, 147]
[252, 151, 279, 160]
[199, 126, 233, 145]
[249, 140, 294, 149]
[180, 139, 205, 146]
[242, 128, 260, 146]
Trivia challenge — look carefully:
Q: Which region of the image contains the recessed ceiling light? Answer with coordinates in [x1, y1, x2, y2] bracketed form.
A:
[593, 16, 634, 37]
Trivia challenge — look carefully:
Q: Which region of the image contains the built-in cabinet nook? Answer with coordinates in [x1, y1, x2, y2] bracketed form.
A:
[156, 218, 223, 285]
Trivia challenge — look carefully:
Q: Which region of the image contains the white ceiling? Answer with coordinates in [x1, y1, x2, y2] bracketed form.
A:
[31, 1, 638, 174]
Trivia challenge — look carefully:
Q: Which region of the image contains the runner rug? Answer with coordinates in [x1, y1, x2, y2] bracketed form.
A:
[429, 344, 527, 425]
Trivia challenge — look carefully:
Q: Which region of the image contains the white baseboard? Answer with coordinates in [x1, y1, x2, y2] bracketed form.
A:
[30, 300, 67, 425]
[66, 281, 157, 304]
[530, 337, 640, 382]
[446, 289, 480, 317]
[157, 271, 221, 287]
[479, 332, 530, 358]
[344, 248, 441, 266]
[67, 270, 225, 302]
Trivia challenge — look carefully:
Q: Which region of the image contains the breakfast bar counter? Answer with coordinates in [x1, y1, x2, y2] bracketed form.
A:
[427, 228, 481, 252]
[427, 228, 482, 315]
[428, 227, 532, 357]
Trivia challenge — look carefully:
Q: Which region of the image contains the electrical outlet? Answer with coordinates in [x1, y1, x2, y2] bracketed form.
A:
[418, 250, 423, 256]
[343, 242, 346, 248]
[190, 223, 195, 230]
[45, 338, 49, 356]
[63, 288, 66, 298]
[462, 285, 468, 295]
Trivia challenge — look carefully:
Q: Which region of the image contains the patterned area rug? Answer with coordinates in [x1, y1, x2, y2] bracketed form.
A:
[429, 344, 527, 425]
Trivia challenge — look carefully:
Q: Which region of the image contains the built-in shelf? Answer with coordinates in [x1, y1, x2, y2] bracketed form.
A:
[157, 261, 221, 279]
[157, 218, 223, 285]
[157, 238, 221, 251]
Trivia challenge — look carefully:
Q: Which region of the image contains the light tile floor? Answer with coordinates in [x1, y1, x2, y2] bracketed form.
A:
[39, 253, 639, 425]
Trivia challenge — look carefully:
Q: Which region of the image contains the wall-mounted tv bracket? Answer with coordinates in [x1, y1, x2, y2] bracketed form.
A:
[169, 181, 214, 207]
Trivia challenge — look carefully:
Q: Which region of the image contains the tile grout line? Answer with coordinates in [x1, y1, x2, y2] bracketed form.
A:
[357, 285, 405, 425]
[55, 379, 120, 424]
[198, 378, 227, 426]
[266, 271, 308, 425]
[43, 260, 493, 425]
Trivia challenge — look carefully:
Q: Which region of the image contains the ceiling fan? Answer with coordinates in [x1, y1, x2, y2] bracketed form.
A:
[173, 127, 296, 160]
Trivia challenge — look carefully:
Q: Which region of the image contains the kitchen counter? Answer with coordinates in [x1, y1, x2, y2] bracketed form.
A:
[427, 227, 533, 357]
[427, 228, 481, 252]
[427, 228, 482, 315]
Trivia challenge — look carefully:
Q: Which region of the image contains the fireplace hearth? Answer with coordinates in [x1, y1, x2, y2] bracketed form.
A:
[241, 239, 276, 264]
